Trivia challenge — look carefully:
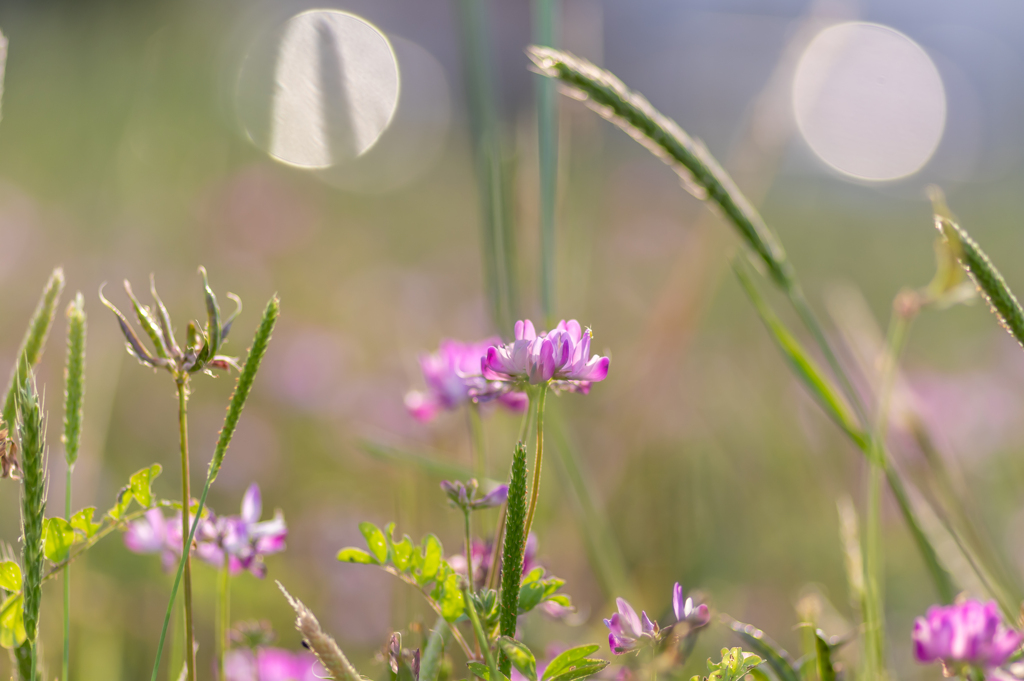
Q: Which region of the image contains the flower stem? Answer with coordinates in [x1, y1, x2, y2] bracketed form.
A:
[176, 377, 196, 681]
[523, 384, 548, 539]
[62, 465, 72, 681]
[464, 508, 475, 590]
[468, 403, 486, 479]
[463, 582, 498, 681]
[218, 556, 231, 681]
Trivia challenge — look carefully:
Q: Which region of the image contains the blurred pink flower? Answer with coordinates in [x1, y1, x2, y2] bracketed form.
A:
[196, 484, 287, 578]
[224, 647, 323, 681]
[405, 338, 527, 421]
[913, 599, 1022, 672]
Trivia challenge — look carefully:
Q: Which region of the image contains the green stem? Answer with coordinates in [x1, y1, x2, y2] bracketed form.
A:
[532, 0, 558, 325]
[523, 385, 547, 539]
[218, 555, 231, 681]
[176, 378, 196, 681]
[63, 465, 72, 681]
[468, 403, 487, 480]
[463, 584, 498, 681]
[465, 509, 475, 590]
[862, 301, 912, 681]
[787, 283, 868, 429]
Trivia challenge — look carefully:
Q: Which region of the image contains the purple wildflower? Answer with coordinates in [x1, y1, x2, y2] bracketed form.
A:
[405, 338, 527, 421]
[441, 479, 509, 511]
[604, 597, 658, 655]
[449, 533, 540, 590]
[123, 508, 182, 571]
[224, 647, 323, 681]
[483, 320, 609, 392]
[197, 484, 287, 578]
[672, 583, 709, 628]
[913, 600, 1023, 672]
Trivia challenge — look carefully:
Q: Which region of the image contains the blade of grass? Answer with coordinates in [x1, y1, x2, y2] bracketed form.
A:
[532, 0, 559, 325]
[62, 293, 86, 681]
[456, 0, 518, 333]
[733, 258, 865, 448]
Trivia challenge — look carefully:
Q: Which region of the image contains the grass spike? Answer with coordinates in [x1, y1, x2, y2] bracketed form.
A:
[499, 442, 529, 676]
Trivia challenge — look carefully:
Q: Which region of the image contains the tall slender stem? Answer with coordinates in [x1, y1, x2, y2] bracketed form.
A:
[464, 509, 475, 591]
[463, 583, 498, 681]
[523, 385, 548, 539]
[176, 377, 196, 681]
[63, 465, 72, 681]
[533, 0, 559, 325]
[218, 556, 231, 681]
[862, 296, 913, 681]
[468, 403, 486, 480]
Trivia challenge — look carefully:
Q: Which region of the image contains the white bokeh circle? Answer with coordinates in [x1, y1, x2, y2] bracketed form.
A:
[792, 22, 947, 181]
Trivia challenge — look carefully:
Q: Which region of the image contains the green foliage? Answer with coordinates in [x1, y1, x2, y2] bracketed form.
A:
[814, 632, 835, 681]
[467, 661, 510, 681]
[0, 593, 26, 649]
[0, 563, 22, 592]
[108, 465, 162, 520]
[337, 522, 465, 621]
[43, 519, 74, 563]
[692, 648, 763, 681]
[419, 617, 450, 681]
[517, 566, 571, 614]
[542, 645, 608, 681]
[728, 620, 799, 681]
[70, 508, 101, 539]
[62, 293, 86, 466]
[499, 442, 529, 675]
[498, 637, 536, 681]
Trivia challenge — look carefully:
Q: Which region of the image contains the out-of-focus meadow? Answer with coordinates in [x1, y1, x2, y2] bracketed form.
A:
[1, 0, 1024, 678]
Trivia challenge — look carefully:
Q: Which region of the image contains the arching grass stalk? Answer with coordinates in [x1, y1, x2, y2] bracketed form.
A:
[61, 293, 86, 681]
[18, 377, 46, 681]
[151, 295, 279, 681]
[525, 47, 866, 426]
[523, 384, 548, 539]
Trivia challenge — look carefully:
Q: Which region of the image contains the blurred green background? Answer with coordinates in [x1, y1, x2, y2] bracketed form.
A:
[1, 0, 1024, 679]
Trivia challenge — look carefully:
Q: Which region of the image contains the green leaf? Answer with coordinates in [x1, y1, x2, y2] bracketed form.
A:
[71, 507, 102, 539]
[498, 637, 537, 681]
[815, 632, 835, 681]
[468, 662, 511, 681]
[359, 522, 388, 564]
[0, 593, 25, 649]
[129, 464, 162, 508]
[518, 581, 546, 613]
[107, 486, 133, 521]
[43, 517, 74, 563]
[419, 534, 443, 583]
[733, 259, 866, 449]
[546, 660, 609, 681]
[728, 620, 800, 681]
[438, 572, 465, 622]
[391, 536, 414, 572]
[337, 548, 377, 565]
[543, 645, 600, 680]
[0, 562, 21, 592]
